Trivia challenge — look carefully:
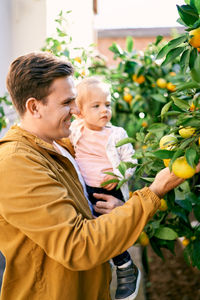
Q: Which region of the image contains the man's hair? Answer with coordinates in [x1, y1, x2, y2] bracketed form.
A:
[6, 52, 74, 115]
[76, 76, 110, 110]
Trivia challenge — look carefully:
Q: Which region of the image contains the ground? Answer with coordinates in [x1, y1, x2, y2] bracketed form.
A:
[145, 241, 200, 300]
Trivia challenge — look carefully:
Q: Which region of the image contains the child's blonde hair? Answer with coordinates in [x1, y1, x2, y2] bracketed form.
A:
[76, 77, 110, 110]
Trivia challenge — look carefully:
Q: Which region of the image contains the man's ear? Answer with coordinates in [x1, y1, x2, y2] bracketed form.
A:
[26, 98, 41, 118]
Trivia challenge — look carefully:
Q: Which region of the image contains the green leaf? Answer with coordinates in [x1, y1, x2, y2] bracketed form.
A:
[190, 0, 200, 14]
[161, 101, 172, 119]
[162, 47, 185, 66]
[168, 34, 188, 48]
[171, 96, 190, 110]
[151, 94, 167, 103]
[191, 53, 200, 83]
[191, 240, 200, 269]
[109, 43, 124, 56]
[154, 227, 178, 240]
[189, 48, 197, 69]
[148, 123, 168, 133]
[176, 80, 200, 91]
[154, 35, 163, 46]
[140, 177, 155, 183]
[117, 178, 128, 189]
[179, 137, 194, 149]
[193, 205, 200, 221]
[170, 148, 185, 166]
[100, 179, 119, 187]
[150, 238, 164, 259]
[156, 44, 170, 60]
[177, 4, 199, 26]
[179, 118, 200, 127]
[118, 161, 127, 176]
[103, 171, 119, 177]
[185, 148, 198, 168]
[116, 137, 135, 147]
[175, 199, 192, 212]
[171, 207, 189, 223]
[153, 149, 176, 159]
[126, 36, 134, 53]
[156, 35, 187, 60]
[180, 49, 190, 72]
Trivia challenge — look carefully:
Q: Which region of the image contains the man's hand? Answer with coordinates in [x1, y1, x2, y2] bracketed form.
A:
[150, 161, 200, 199]
[93, 193, 124, 214]
[100, 175, 118, 191]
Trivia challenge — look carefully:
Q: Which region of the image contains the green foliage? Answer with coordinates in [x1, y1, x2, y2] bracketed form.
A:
[0, 95, 12, 133]
[39, 8, 200, 270]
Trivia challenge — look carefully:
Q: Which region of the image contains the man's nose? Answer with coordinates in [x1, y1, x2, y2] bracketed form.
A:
[70, 102, 80, 115]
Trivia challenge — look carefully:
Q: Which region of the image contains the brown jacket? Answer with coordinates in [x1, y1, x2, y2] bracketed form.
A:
[0, 125, 160, 300]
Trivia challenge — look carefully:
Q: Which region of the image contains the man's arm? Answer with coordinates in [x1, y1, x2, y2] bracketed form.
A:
[0, 152, 160, 271]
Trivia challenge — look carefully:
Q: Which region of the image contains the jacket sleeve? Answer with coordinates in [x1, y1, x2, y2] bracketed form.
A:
[116, 127, 138, 179]
[0, 152, 160, 271]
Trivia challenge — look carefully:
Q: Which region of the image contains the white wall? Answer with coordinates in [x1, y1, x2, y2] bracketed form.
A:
[46, 0, 95, 50]
[12, 0, 47, 58]
[0, 0, 12, 94]
[0, 0, 95, 137]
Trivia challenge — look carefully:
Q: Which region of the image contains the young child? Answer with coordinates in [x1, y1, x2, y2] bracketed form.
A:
[70, 77, 140, 300]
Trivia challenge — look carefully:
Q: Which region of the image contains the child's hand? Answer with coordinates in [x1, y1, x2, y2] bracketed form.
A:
[100, 175, 118, 191]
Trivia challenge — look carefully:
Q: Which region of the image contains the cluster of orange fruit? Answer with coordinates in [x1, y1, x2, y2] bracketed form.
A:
[160, 126, 199, 179]
[156, 77, 176, 92]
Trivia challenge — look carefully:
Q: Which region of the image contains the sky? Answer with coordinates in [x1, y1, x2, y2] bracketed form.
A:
[95, 0, 185, 29]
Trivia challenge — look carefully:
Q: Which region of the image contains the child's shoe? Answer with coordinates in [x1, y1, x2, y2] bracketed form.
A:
[115, 262, 141, 300]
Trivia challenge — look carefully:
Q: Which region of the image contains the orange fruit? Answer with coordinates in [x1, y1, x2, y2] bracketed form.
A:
[132, 74, 145, 84]
[169, 72, 176, 76]
[74, 56, 82, 63]
[141, 121, 148, 128]
[172, 156, 196, 179]
[159, 199, 168, 211]
[134, 94, 142, 101]
[138, 231, 149, 246]
[166, 82, 176, 92]
[123, 93, 133, 103]
[159, 135, 177, 149]
[182, 237, 190, 247]
[190, 103, 196, 111]
[163, 159, 171, 167]
[179, 126, 196, 138]
[189, 28, 200, 48]
[156, 78, 167, 88]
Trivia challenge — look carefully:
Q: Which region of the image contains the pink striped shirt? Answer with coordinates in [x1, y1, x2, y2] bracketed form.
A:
[75, 126, 113, 187]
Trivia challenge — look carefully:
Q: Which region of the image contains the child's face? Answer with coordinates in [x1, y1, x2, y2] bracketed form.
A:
[80, 87, 112, 131]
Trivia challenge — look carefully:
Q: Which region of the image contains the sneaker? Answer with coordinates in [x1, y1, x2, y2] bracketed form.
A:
[115, 262, 141, 300]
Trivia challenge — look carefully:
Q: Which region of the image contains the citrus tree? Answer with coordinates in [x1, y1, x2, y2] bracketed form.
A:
[41, 10, 107, 81]
[117, 0, 200, 270]
[40, 6, 200, 270]
[101, 34, 182, 139]
[0, 95, 12, 134]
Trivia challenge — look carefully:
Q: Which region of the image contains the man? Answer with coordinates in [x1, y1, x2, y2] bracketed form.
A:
[0, 52, 193, 300]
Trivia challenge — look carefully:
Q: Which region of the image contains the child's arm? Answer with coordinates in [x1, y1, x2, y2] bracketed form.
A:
[100, 174, 118, 191]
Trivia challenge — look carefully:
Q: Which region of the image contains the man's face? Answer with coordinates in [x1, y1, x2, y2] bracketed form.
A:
[37, 76, 77, 143]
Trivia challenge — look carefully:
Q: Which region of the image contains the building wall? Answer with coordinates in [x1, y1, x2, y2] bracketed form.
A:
[97, 27, 184, 66]
[0, 0, 95, 137]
